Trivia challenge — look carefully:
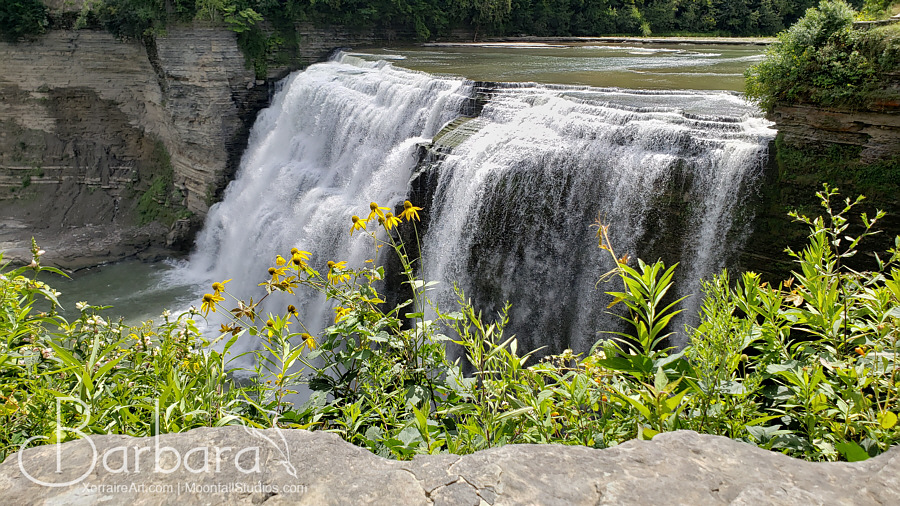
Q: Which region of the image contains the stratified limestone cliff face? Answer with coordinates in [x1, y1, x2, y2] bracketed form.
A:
[771, 102, 900, 163]
[0, 27, 265, 269]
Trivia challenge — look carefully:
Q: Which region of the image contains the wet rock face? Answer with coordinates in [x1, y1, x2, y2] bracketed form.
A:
[0, 427, 897, 505]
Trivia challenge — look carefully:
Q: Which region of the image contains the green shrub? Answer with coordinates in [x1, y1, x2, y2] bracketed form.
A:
[2, 187, 898, 462]
[0, 240, 278, 462]
[746, 0, 900, 112]
[135, 141, 188, 226]
[0, 0, 49, 42]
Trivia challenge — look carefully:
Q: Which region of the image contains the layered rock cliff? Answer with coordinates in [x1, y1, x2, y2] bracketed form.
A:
[741, 98, 900, 280]
[771, 100, 900, 164]
[0, 10, 431, 271]
[0, 26, 267, 269]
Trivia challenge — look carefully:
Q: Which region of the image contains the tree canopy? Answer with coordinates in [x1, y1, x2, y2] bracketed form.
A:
[745, 0, 900, 111]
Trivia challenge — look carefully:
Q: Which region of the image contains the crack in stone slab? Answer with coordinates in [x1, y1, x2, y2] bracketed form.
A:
[1, 428, 897, 505]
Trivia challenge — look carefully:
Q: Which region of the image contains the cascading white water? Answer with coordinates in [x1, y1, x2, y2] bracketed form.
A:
[186, 55, 471, 336]
[421, 84, 774, 352]
[184, 54, 774, 356]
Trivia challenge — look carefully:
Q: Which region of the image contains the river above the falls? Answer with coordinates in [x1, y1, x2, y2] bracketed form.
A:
[349, 42, 766, 91]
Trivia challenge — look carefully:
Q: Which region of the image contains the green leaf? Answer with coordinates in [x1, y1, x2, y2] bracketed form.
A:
[369, 332, 389, 343]
[397, 426, 421, 447]
[405, 385, 428, 407]
[654, 367, 668, 392]
[620, 394, 653, 420]
[496, 406, 533, 420]
[641, 426, 659, 440]
[879, 411, 898, 429]
[836, 441, 870, 462]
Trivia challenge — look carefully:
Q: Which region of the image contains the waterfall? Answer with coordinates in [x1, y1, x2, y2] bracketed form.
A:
[186, 56, 471, 335]
[420, 84, 773, 352]
[185, 54, 775, 355]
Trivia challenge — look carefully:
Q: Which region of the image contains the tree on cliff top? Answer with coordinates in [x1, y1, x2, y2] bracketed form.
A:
[745, 0, 900, 112]
[0, 0, 49, 42]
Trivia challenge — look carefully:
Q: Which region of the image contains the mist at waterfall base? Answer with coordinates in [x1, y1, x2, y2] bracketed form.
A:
[178, 53, 775, 360]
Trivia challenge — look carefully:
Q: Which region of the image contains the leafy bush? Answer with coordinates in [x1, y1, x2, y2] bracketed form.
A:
[746, 0, 900, 112]
[95, 0, 169, 40]
[0, 241, 272, 462]
[192, 188, 898, 460]
[0, 0, 48, 42]
[2, 187, 898, 462]
[135, 141, 188, 226]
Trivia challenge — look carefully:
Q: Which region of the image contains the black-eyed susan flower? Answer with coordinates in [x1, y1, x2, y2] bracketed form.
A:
[201, 292, 225, 316]
[301, 333, 317, 350]
[367, 202, 389, 222]
[267, 265, 287, 282]
[275, 255, 287, 266]
[383, 212, 401, 230]
[291, 250, 311, 268]
[327, 261, 350, 284]
[334, 306, 351, 322]
[399, 200, 422, 222]
[350, 215, 367, 236]
[211, 279, 231, 296]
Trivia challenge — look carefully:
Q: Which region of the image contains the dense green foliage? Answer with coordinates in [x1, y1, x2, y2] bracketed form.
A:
[0, 240, 256, 462]
[746, 0, 900, 111]
[53, 0, 879, 77]
[135, 141, 189, 226]
[79, 0, 867, 41]
[0, 0, 48, 42]
[3, 188, 897, 463]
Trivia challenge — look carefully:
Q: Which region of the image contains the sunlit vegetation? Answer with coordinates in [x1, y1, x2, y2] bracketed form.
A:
[2, 188, 897, 462]
[746, 0, 900, 112]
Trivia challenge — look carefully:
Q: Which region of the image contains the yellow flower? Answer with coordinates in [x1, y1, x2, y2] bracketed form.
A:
[211, 279, 231, 296]
[302, 333, 317, 350]
[275, 255, 287, 266]
[200, 292, 225, 316]
[275, 277, 299, 294]
[267, 265, 287, 282]
[350, 215, 367, 236]
[383, 212, 402, 231]
[366, 202, 389, 222]
[291, 250, 311, 268]
[327, 261, 350, 284]
[399, 200, 422, 222]
[334, 306, 351, 322]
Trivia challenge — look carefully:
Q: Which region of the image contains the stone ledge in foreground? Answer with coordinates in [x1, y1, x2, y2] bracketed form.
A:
[0, 427, 896, 505]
